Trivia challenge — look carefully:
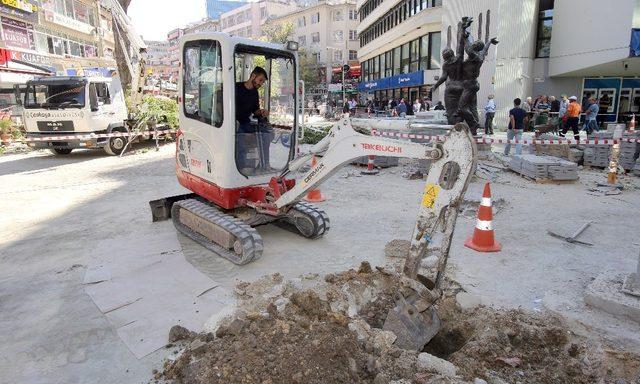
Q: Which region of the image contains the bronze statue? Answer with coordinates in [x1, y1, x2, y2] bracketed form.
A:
[432, 15, 498, 135]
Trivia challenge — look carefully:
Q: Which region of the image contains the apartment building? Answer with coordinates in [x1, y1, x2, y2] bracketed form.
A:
[166, 27, 184, 81]
[219, 0, 298, 39]
[270, 0, 360, 95]
[205, 0, 246, 20]
[184, 18, 220, 35]
[358, 0, 640, 126]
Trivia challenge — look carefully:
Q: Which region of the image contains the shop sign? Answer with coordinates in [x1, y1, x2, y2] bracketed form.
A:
[1, 16, 35, 50]
[44, 10, 94, 34]
[9, 49, 52, 66]
[0, 0, 38, 22]
[389, 71, 424, 88]
[358, 77, 390, 92]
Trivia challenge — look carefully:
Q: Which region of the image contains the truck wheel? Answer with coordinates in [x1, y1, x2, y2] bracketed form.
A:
[51, 148, 73, 155]
[104, 134, 127, 156]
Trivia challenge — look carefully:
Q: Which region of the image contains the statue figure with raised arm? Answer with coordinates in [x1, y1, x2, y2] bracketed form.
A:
[457, 17, 499, 135]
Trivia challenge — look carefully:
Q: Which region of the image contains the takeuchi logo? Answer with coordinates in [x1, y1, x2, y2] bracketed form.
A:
[365, 82, 378, 89]
[398, 76, 411, 83]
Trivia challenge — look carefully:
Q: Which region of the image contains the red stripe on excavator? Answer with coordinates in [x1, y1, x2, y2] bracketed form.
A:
[176, 168, 295, 210]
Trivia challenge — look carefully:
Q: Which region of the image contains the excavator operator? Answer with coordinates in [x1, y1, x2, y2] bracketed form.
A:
[235, 66, 272, 172]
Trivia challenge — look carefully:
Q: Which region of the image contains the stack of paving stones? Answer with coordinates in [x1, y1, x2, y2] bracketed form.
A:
[584, 131, 640, 170]
[620, 131, 640, 170]
[509, 154, 579, 181]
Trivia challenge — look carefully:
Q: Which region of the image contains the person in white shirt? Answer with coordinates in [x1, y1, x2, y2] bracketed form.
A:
[413, 100, 422, 114]
[484, 94, 496, 134]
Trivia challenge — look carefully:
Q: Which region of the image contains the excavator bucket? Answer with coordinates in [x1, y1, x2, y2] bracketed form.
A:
[383, 122, 478, 350]
[383, 292, 441, 351]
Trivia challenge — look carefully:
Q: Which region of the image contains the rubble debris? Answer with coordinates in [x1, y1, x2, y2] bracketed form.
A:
[160, 265, 640, 384]
[167, 325, 197, 343]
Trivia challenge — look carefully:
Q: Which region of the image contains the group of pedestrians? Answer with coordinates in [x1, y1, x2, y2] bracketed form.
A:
[501, 93, 601, 156]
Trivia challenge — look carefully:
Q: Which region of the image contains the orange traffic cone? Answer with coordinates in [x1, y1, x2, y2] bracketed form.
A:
[464, 182, 501, 252]
[304, 155, 326, 202]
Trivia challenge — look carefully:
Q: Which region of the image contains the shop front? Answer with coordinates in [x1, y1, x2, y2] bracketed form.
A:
[582, 77, 640, 125]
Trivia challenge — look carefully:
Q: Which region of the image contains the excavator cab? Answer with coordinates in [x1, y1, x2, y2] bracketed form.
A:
[177, 34, 299, 210]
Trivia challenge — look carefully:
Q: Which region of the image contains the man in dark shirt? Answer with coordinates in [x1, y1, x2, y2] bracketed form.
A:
[504, 98, 526, 156]
[235, 66, 270, 171]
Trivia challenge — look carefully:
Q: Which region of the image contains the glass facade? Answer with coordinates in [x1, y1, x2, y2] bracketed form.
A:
[361, 31, 441, 83]
[359, 0, 442, 46]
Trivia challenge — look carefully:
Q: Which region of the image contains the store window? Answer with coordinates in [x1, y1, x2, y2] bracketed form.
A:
[400, 42, 410, 73]
[536, 0, 554, 58]
[409, 39, 419, 72]
[73, 1, 89, 24]
[429, 31, 441, 69]
[393, 46, 401, 75]
[384, 50, 393, 77]
[419, 35, 429, 70]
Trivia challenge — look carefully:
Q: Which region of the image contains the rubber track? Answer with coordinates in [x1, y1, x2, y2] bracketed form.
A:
[276, 201, 331, 239]
[172, 199, 263, 265]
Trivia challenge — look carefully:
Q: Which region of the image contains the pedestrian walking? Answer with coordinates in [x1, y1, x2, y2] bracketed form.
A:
[583, 97, 599, 135]
[484, 94, 496, 135]
[504, 98, 526, 156]
[560, 96, 581, 140]
[396, 98, 407, 117]
[413, 99, 421, 114]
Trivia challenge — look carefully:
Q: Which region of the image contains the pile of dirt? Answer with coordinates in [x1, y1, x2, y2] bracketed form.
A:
[160, 263, 640, 384]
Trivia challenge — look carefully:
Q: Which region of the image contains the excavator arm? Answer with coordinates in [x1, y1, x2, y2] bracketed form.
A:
[275, 116, 477, 350]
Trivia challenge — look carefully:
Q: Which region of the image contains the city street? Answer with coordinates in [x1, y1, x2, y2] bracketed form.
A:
[1, 144, 640, 383]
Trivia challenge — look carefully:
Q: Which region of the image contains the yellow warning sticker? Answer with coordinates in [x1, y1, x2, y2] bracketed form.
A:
[421, 183, 440, 208]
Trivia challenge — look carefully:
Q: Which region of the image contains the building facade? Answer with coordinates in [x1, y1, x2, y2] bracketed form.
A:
[270, 0, 360, 98]
[0, 0, 116, 119]
[219, 0, 298, 39]
[358, 0, 640, 127]
[205, 0, 246, 20]
[166, 27, 183, 82]
[184, 18, 220, 35]
[145, 40, 171, 80]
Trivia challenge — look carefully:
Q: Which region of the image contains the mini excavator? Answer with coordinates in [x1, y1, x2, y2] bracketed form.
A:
[150, 33, 478, 349]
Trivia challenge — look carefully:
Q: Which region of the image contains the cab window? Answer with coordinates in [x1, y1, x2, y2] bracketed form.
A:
[183, 40, 223, 127]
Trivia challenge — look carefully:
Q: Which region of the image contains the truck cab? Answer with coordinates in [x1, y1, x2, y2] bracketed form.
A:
[22, 75, 128, 155]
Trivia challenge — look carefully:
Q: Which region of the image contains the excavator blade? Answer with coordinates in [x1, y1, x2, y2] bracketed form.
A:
[171, 199, 263, 265]
[149, 193, 197, 222]
[384, 122, 477, 350]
